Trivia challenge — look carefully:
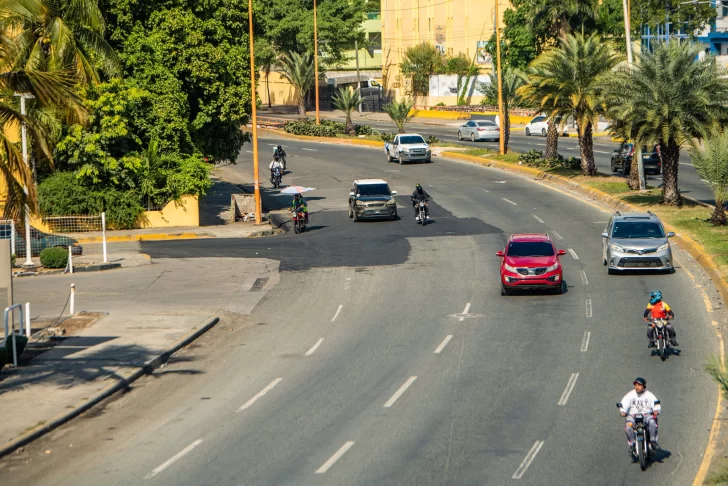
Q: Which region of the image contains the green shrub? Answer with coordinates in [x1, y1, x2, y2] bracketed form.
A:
[283, 119, 338, 137]
[380, 132, 394, 143]
[518, 149, 544, 167]
[354, 124, 374, 136]
[543, 155, 580, 169]
[436, 102, 446, 107]
[40, 247, 69, 269]
[426, 135, 440, 144]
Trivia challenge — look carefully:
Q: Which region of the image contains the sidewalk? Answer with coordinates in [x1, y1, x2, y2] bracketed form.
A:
[0, 256, 280, 456]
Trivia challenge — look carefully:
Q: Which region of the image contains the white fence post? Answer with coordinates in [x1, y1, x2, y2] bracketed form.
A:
[70, 283, 75, 315]
[10, 220, 15, 257]
[101, 212, 107, 263]
[24, 301, 30, 337]
[68, 246, 73, 274]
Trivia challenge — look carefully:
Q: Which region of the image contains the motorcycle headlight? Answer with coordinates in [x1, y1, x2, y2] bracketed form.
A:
[545, 262, 559, 273]
[504, 263, 518, 273]
[609, 243, 625, 253]
[657, 243, 669, 252]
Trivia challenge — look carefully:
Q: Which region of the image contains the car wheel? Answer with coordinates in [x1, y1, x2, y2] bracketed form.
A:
[470, 133, 476, 142]
[525, 127, 531, 136]
[501, 284, 510, 296]
[348, 204, 353, 218]
[353, 208, 360, 222]
[611, 163, 618, 173]
[607, 267, 615, 275]
[392, 209, 398, 221]
[555, 281, 565, 295]
[458, 131, 463, 140]
[623, 163, 631, 174]
[541, 128, 547, 137]
[426, 157, 432, 163]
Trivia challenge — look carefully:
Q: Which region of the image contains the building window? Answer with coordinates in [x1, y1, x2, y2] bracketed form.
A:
[369, 32, 382, 50]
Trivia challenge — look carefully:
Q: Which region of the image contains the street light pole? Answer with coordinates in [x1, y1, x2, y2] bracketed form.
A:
[248, 0, 262, 224]
[15, 93, 34, 267]
[355, 39, 362, 115]
[313, 0, 321, 125]
[494, 0, 505, 155]
[622, 0, 645, 189]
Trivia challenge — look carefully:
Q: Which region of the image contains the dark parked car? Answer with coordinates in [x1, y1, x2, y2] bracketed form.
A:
[610, 143, 661, 175]
[348, 179, 398, 221]
[0, 224, 83, 258]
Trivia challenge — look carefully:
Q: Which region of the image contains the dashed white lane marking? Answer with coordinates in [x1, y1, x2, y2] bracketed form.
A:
[586, 299, 592, 318]
[331, 304, 343, 322]
[384, 376, 418, 408]
[305, 338, 324, 357]
[512, 440, 545, 479]
[237, 378, 283, 412]
[434, 335, 454, 354]
[594, 150, 611, 154]
[502, 198, 518, 205]
[316, 441, 355, 474]
[580, 270, 589, 285]
[301, 147, 318, 151]
[533, 215, 544, 224]
[246, 150, 253, 153]
[459, 303, 471, 322]
[144, 439, 204, 479]
[552, 231, 563, 240]
[344, 277, 351, 290]
[568, 249, 579, 260]
[581, 332, 591, 352]
[558, 373, 580, 405]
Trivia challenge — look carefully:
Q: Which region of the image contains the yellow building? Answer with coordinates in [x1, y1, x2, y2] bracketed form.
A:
[381, 0, 509, 106]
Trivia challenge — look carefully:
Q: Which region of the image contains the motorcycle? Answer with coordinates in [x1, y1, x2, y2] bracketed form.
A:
[272, 167, 282, 189]
[616, 402, 659, 471]
[650, 318, 671, 361]
[292, 207, 306, 234]
[416, 200, 429, 226]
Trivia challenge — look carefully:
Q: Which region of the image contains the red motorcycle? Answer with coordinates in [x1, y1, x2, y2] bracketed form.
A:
[292, 207, 307, 234]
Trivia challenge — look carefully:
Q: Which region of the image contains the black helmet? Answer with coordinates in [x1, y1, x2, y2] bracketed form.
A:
[274, 154, 280, 160]
[415, 183, 423, 192]
[633, 377, 646, 386]
[277, 144, 283, 150]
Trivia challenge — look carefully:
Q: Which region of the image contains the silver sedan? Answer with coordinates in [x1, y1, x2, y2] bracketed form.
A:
[457, 120, 500, 142]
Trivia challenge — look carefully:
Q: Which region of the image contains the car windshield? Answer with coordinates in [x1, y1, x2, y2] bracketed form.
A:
[612, 221, 665, 239]
[399, 135, 425, 144]
[477, 121, 497, 127]
[531, 117, 545, 123]
[507, 241, 555, 257]
[358, 184, 391, 196]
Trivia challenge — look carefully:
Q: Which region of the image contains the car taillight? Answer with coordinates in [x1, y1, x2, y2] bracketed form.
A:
[477, 128, 485, 131]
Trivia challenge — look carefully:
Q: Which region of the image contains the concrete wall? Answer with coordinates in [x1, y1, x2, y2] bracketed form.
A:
[139, 195, 199, 228]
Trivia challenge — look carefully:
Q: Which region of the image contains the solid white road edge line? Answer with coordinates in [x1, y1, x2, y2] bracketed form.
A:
[580, 270, 589, 285]
[586, 299, 592, 318]
[502, 198, 518, 205]
[512, 440, 545, 479]
[301, 147, 317, 151]
[459, 303, 471, 322]
[558, 373, 580, 406]
[435, 335, 454, 354]
[144, 439, 204, 480]
[237, 378, 283, 412]
[581, 332, 591, 352]
[305, 338, 324, 357]
[568, 249, 579, 260]
[552, 231, 563, 240]
[316, 441, 355, 474]
[533, 215, 544, 224]
[331, 304, 343, 322]
[384, 376, 418, 408]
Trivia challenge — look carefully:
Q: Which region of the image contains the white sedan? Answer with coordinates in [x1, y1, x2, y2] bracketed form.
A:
[457, 120, 500, 142]
[525, 115, 568, 137]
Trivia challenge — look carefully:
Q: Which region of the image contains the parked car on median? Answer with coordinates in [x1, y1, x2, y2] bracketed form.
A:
[610, 143, 662, 175]
[348, 179, 398, 221]
[524, 115, 569, 137]
[497, 233, 567, 295]
[0, 224, 83, 258]
[457, 120, 500, 142]
[384, 134, 432, 164]
[602, 211, 674, 274]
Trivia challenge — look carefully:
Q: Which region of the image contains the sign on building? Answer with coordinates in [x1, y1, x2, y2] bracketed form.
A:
[476, 41, 492, 64]
[429, 75, 491, 97]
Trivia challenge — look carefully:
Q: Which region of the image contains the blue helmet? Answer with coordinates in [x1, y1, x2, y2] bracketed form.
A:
[649, 290, 662, 305]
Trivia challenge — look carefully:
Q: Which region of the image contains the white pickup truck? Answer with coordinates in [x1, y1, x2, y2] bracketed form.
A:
[384, 133, 432, 164]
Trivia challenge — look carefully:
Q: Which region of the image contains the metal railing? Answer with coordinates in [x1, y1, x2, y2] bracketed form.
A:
[3, 303, 26, 367]
[41, 213, 107, 263]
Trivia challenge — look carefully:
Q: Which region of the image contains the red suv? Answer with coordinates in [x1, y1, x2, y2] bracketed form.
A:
[496, 234, 567, 295]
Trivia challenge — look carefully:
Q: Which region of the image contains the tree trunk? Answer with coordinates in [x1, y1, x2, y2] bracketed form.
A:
[578, 121, 596, 176]
[661, 141, 682, 206]
[627, 147, 640, 190]
[545, 120, 559, 159]
[504, 113, 511, 154]
[710, 200, 727, 226]
[298, 94, 307, 118]
[345, 113, 355, 136]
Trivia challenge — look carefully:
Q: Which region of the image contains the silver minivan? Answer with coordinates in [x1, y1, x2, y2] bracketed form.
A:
[602, 211, 675, 274]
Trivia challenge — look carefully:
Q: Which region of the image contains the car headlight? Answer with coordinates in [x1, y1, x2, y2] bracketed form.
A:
[401, 147, 410, 152]
[504, 263, 518, 273]
[657, 243, 669, 252]
[609, 243, 625, 252]
[545, 263, 559, 273]
[386, 199, 396, 205]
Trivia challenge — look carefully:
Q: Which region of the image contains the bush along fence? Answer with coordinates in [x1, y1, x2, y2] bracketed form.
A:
[283, 118, 375, 138]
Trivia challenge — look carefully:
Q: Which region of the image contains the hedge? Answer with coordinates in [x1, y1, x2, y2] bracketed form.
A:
[40, 247, 69, 269]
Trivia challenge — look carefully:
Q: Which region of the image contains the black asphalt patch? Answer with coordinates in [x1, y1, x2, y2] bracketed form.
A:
[141, 200, 501, 271]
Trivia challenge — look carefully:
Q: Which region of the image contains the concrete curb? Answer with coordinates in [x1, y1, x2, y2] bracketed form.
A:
[77, 232, 208, 244]
[0, 316, 220, 459]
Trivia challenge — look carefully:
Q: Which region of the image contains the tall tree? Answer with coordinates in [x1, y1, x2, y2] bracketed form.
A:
[278, 52, 316, 117]
[689, 131, 728, 226]
[332, 87, 361, 136]
[604, 42, 728, 206]
[480, 68, 526, 153]
[524, 33, 619, 175]
[530, 0, 599, 40]
[400, 42, 445, 98]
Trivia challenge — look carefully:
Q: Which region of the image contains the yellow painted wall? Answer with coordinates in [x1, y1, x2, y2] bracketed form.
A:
[138, 195, 199, 228]
[259, 71, 299, 107]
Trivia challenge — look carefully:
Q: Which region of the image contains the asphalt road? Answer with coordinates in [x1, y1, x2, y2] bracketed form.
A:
[1, 138, 719, 485]
[276, 112, 715, 205]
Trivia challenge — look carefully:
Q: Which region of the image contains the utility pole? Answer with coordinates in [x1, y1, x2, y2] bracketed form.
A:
[313, 0, 321, 125]
[14, 93, 34, 268]
[248, 0, 262, 224]
[622, 0, 645, 189]
[494, 0, 505, 155]
[355, 39, 362, 115]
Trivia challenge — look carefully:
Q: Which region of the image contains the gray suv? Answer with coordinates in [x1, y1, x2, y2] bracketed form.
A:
[602, 211, 675, 274]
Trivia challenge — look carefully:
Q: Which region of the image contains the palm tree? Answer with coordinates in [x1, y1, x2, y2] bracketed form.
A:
[530, 0, 599, 40]
[524, 33, 619, 175]
[519, 70, 562, 160]
[603, 42, 728, 206]
[332, 87, 361, 136]
[383, 98, 415, 134]
[480, 68, 526, 154]
[689, 130, 728, 225]
[277, 52, 316, 117]
[1, 0, 121, 84]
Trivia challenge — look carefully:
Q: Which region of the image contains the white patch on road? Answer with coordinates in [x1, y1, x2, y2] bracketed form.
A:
[331, 304, 343, 322]
[301, 148, 317, 151]
[594, 150, 611, 154]
[580, 270, 588, 285]
[434, 335, 454, 354]
[493, 181, 507, 184]
[237, 378, 283, 412]
[144, 439, 204, 479]
[558, 373, 580, 405]
[459, 303, 471, 322]
[344, 278, 351, 290]
[552, 231, 563, 240]
[581, 332, 591, 352]
[316, 441, 355, 474]
[502, 198, 518, 205]
[512, 441, 545, 479]
[384, 376, 417, 408]
[568, 249, 579, 260]
[305, 338, 324, 357]
[246, 150, 253, 153]
[586, 299, 592, 318]
[533, 215, 544, 224]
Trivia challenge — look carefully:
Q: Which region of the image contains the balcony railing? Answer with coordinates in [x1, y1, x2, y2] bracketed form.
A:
[366, 12, 380, 20]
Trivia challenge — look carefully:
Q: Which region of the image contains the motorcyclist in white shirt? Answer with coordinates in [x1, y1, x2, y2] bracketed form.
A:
[269, 155, 284, 184]
[619, 377, 661, 454]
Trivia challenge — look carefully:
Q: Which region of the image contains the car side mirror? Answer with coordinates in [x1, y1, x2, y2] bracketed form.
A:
[601, 232, 608, 238]
[356, 194, 360, 198]
[667, 232, 675, 238]
[557, 249, 567, 255]
[495, 250, 504, 257]
[391, 191, 397, 195]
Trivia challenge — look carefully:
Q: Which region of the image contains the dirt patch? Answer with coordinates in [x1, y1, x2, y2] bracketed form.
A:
[16, 312, 106, 366]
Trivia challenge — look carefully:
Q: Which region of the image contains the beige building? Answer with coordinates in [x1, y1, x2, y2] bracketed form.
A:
[381, 0, 509, 105]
